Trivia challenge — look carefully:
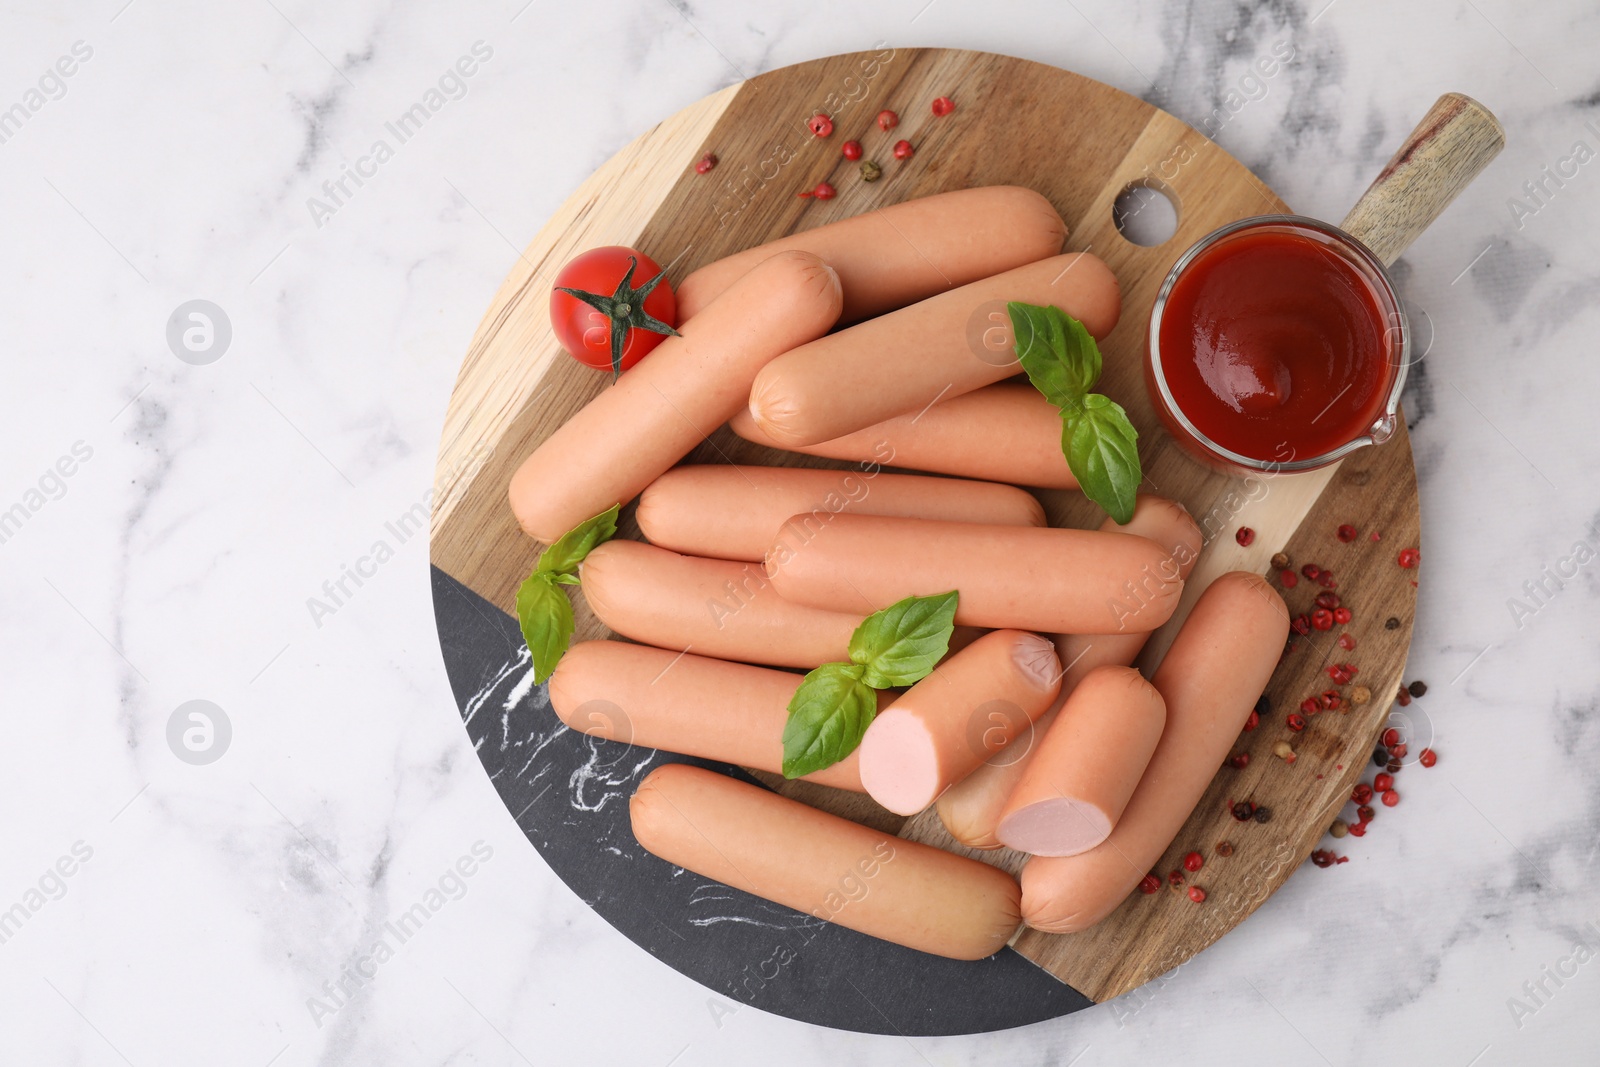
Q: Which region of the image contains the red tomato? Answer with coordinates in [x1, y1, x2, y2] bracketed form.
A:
[549, 246, 678, 373]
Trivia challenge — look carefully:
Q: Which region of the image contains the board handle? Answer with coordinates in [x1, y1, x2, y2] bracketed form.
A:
[1338, 93, 1505, 267]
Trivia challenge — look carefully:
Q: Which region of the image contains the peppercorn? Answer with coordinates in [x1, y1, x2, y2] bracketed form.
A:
[1312, 849, 1336, 867]
[694, 152, 718, 174]
[1333, 607, 1353, 625]
[1236, 526, 1255, 547]
[1271, 552, 1290, 570]
[1317, 570, 1337, 589]
[1311, 608, 1334, 631]
[1388, 742, 1408, 760]
[1382, 728, 1401, 748]
[1374, 772, 1393, 792]
[1216, 840, 1235, 857]
[1385, 757, 1403, 773]
[1184, 851, 1204, 872]
[1396, 688, 1411, 707]
[1398, 547, 1420, 569]
[1253, 806, 1272, 823]
[1339, 633, 1357, 650]
[1337, 524, 1357, 542]
[1408, 680, 1428, 698]
[859, 159, 882, 182]
[1382, 789, 1400, 807]
[1373, 747, 1388, 767]
[1352, 783, 1373, 805]
[1315, 592, 1341, 610]
[1385, 616, 1400, 630]
[1228, 752, 1250, 769]
[1168, 869, 1185, 886]
[1330, 819, 1349, 838]
[1232, 801, 1255, 821]
[1292, 614, 1311, 636]
[1243, 710, 1260, 731]
[1419, 747, 1437, 767]
[1287, 712, 1307, 731]
[1255, 695, 1272, 716]
[1272, 740, 1297, 763]
[1357, 804, 1375, 822]
[1189, 886, 1207, 903]
[1140, 873, 1161, 894]
[1352, 686, 1371, 705]
[1281, 569, 1299, 588]
[1302, 563, 1321, 580]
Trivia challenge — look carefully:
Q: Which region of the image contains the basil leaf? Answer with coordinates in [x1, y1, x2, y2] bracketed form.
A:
[1066, 394, 1141, 526]
[536, 504, 620, 577]
[1007, 301, 1101, 409]
[516, 571, 575, 683]
[848, 591, 959, 689]
[782, 662, 878, 778]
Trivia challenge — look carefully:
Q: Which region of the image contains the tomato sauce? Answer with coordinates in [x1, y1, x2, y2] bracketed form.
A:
[1155, 229, 1394, 463]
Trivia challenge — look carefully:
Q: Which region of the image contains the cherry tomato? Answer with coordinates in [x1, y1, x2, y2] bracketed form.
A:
[549, 246, 678, 374]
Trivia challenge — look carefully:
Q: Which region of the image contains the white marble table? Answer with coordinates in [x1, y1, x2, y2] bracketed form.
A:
[2, 1, 1596, 1063]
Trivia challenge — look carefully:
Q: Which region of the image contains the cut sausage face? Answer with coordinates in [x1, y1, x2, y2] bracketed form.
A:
[858, 630, 1062, 816]
[636, 463, 1045, 563]
[674, 185, 1067, 324]
[508, 249, 841, 544]
[747, 253, 1120, 447]
[579, 539, 861, 670]
[730, 382, 1079, 490]
[630, 763, 1023, 960]
[996, 665, 1165, 856]
[934, 496, 1201, 850]
[548, 639, 870, 792]
[1019, 571, 1290, 934]
[765, 513, 1183, 635]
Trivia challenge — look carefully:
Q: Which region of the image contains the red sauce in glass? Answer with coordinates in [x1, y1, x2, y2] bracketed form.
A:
[1156, 229, 1393, 462]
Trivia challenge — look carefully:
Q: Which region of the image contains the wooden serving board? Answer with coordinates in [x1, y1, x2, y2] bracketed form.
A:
[431, 48, 1418, 1019]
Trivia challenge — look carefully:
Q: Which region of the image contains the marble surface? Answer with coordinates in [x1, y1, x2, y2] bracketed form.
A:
[2, 0, 1597, 1063]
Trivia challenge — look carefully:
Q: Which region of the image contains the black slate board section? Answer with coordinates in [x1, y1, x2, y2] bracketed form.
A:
[431, 563, 1091, 1035]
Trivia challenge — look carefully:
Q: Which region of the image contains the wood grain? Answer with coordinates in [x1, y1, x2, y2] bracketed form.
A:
[430, 48, 1420, 1005]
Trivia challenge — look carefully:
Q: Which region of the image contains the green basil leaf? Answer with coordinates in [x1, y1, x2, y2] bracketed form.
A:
[1066, 393, 1141, 526]
[516, 571, 575, 683]
[1007, 301, 1101, 409]
[847, 591, 959, 689]
[782, 662, 877, 779]
[535, 504, 620, 577]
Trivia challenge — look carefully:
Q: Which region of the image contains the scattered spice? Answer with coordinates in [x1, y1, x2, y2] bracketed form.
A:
[1338, 633, 1357, 650]
[694, 152, 718, 174]
[1370, 529, 1382, 542]
[1385, 616, 1400, 630]
[1188, 886, 1207, 903]
[841, 139, 863, 160]
[1333, 607, 1353, 625]
[892, 139, 915, 160]
[1337, 524, 1358, 542]
[1315, 591, 1341, 610]
[1140, 874, 1161, 894]
[1302, 563, 1322, 580]
[1253, 806, 1273, 824]
[1311, 849, 1337, 868]
[1396, 688, 1411, 707]
[1255, 695, 1272, 716]
[1243, 710, 1260, 731]
[1168, 869, 1185, 887]
[859, 159, 882, 182]
[797, 181, 837, 200]
[1311, 608, 1334, 631]
[1184, 851, 1204, 872]
[1352, 783, 1373, 805]
[1231, 800, 1256, 821]
[1408, 680, 1428, 698]
[1382, 789, 1400, 807]
[1347, 822, 1368, 837]
[1287, 712, 1307, 732]
[1228, 752, 1251, 769]
[876, 109, 899, 130]
[1419, 747, 1437, 768]
[1357, 804, 1376, 822]
[1398, 547, 1420, 569]
[1373, 747, 1388, 767]
[931, 95, 955, 116]
[1272, 740, 1297, 764]
[1352, 685, 1371, 704]
[1280, 569, 1300, 588]
[1300, 697, 1318, 715]
[1388, 742, 1408, 760]
[1216, 840, 1235, 857]
[1292, 614, 1311, 636]
[1382, 728, 1401, 747]
[808, 113, 834, 137]
[1374, 772, 1393, 792]
[1271, 552, 1290, 570]
[1330, 819, 1349, 838]
[1317, 570, 1338, 589]
[1236, 526, 1256, 546]
[1385, 757, 1403, 773]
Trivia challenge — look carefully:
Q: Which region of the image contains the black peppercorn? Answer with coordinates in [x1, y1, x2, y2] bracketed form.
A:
[1253, 806, 1272, 823]
[1385, 616, 1400, 630]
[1408, 680, 1428, 698]
[1255, 695, 1271, 716]
[1231, 801, 1255, 821]
[1374, 747, 1388, 767]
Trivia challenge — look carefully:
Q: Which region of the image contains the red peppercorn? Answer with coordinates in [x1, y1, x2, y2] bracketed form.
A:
[1382, 789, 1400, 807]
[795, 181, 836, 200]
[841, 139, 863, 160]
[1315, 592, 1341, 610]
[1398, 547, 1420, 569]
[1184, 851, 1204, 872]
[1291, 614, 1311, 636]
[1370, 530, 1382, 542]
[1317, 570, 1337, 589]
[1396, 688, 1411, 707]
[808, 113, 834, 137]
[1287, 712, 1307, 732]
[876, 109, 899, 130]
[1244, 710, 1260, 731]
[1228, 752, 1250, 769]
[1236, 526, 1255, 547]
[1352, 783, 1373, 805]
[1188, 886, 1207, 903]
[1302, 564, 1322, 580]
[1388, 742, 1408, 759]
[1300, 697, 1319, 715]
[1374, 772, 1393, 792]
[1311, 849, 1337, 868]
[1280, 569, 1299, 588]
[1382, 727, 1400, 747]
[1311, 608, 1334, 631]
[1337, 524, 1357, 542]
[1357, 804, 1376, 822]
[1231, 800, 1255, 821]
[1338, 633, 1357, 650]
[1347, 821, 1368, 837]
[892, 139, 914, 160]
[1419, 747, 1437, 767]
[1333, 608, 1353, 626]
[694, 152, 718, 174]
[1140, 873, 1161, 894]
[1168, 869, 1185, 886]
[931, 95, 955, 116]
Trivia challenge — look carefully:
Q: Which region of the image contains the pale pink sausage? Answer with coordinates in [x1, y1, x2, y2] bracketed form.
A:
[729, 383, 1077, 489]
[996, 665, 1165, 856]
[548, 640, 868, 792]
[674, 186, 1067, 324]
[630, 763, 1023, 959]
[935, 496, 1203, 849]
[1020, 572, 1290, 933]
[508, 250, 841, 543]
[765, 513, 1182, 635]
[747, 253, 1121, 446]
[579, 539, 860, 669]
[858, 630, 1061, 817]
[636, 463, 1045, 562]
